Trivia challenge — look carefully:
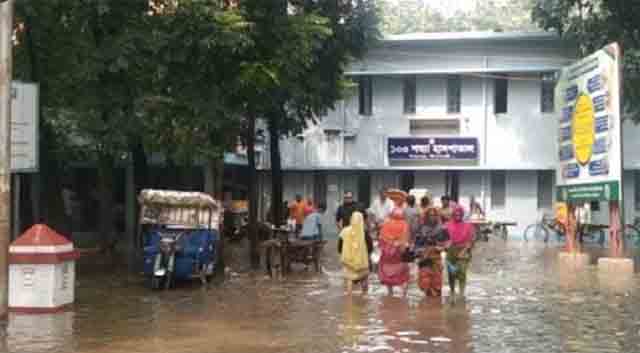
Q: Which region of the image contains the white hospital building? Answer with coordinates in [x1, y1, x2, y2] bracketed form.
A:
[256, 32, 640, 236]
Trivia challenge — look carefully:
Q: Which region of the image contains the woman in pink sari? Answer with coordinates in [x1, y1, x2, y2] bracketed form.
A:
[378, 208, 411, 296]
[445, 206, 475, 298]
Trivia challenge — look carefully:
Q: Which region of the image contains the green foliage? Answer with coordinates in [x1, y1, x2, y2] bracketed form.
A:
[532, 0, 640, 121]
[137, 1, 252, 164]
[235, 0, 381, 137]
[13, 0, 381, 167]
[14, 0, 253, 166]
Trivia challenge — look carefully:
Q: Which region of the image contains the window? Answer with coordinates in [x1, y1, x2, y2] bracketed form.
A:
[403, 76, 416, 114]
[537, 170, 553, 209]
[447, 75, 461, 113]
[541, 73, 555, 113]
[491, 171, 506, 208]
[358, 76, 372, 116]
[494, 78, 508, 114]
[635, 171, 640, 211]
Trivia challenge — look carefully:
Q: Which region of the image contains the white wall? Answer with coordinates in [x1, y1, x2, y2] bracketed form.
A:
[414, 171, 445, 202]
[273, 74, 572, 171]
[348, 39, 575, 75]
[458, 171, 486, 211]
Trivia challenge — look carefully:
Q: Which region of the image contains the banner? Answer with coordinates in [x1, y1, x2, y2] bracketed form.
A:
[555, 43, 622, 202]
[388, 137, 479, 161]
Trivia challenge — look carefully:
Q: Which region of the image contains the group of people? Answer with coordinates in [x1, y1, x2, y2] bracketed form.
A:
[338, 189, 475, 299]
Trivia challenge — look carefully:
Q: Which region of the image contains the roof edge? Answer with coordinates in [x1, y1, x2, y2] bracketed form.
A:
[382, 31, 561, 43]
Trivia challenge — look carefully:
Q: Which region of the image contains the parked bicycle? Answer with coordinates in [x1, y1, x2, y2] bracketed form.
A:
[523, 214, 565, 243]
[625, 217, 640, 246]
[523, 214, 606, 245]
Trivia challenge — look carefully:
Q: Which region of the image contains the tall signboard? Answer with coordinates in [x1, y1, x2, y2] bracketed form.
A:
[555, 43, 622, 203]
[10, 81, 39, 173]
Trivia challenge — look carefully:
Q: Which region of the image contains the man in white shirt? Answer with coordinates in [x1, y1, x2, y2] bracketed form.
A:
[368, 188, 394, 226]
[575, 202, 592, 244]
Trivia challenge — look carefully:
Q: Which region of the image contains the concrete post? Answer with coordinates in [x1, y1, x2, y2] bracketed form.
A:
[0, 0, 14, 319]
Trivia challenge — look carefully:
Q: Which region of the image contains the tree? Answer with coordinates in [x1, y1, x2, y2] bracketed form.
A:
[13, 1, 159, 250]
[230, 0, 380, 268]
[13, 1, 250, 256]
[532, 0, 640, 121]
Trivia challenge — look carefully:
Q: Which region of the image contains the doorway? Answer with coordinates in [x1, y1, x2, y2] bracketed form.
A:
[400, 171, 415, 193]
[357, 172, 371, 208]
[445, 171, 460, 202]
[313, 172, 327, 206]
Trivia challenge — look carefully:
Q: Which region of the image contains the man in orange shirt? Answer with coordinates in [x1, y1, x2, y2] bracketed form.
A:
[292, 194, 306, 234]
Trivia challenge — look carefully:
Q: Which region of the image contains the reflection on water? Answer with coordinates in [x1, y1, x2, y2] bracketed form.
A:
[3, 241, 640, 353]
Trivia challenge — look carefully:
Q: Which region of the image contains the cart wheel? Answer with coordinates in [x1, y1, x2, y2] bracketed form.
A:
[200, 268, 208, 286]
[500, 226, 508, 241]
[151, 277, 161, 290]
[164, 272, 173, 290]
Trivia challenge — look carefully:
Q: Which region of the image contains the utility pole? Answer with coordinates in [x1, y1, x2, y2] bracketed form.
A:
[0, 0, 14, 319]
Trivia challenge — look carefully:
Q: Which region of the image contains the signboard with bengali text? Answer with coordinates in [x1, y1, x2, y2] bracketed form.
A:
[388, 137, 479, 161]
[11, 82, 39, 173]
[555, 43, 622, 202]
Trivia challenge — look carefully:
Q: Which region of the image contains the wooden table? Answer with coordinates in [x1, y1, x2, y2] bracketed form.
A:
[470, 219, 517, 241]
[260, 226, 326, 277]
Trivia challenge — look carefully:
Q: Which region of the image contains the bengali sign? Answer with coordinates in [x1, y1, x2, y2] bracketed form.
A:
[555, 43, 622, 201]
[388, 137, 479, 161]
[10, 81, 39, 172]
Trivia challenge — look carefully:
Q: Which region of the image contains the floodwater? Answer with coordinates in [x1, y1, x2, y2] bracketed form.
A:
[3, 240, 640, 353]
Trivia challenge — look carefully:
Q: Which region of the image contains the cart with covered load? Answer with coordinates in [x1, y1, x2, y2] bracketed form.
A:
[138, 189, 222, 289]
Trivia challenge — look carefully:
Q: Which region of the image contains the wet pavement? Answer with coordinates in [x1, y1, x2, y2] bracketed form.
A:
[3, 240, 640, 353]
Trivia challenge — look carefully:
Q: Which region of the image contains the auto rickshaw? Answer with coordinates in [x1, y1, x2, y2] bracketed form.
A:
[137, 189, 222, 290]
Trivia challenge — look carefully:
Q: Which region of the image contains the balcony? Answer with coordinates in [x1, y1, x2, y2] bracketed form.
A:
[407, 113, 461, 135]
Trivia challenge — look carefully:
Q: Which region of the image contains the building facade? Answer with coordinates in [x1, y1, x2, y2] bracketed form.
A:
[257, 32, 640, 236]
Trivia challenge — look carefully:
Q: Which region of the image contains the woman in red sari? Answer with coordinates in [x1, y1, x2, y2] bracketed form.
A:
[445, 206, 475, 298]
[416, 207, 449, 297]
[378, 208, 411, 296]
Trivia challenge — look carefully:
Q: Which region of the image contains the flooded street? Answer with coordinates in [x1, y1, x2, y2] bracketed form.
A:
[4, 240, 640, 353]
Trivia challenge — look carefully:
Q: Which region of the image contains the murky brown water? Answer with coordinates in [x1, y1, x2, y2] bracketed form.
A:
[3, 240, 640, 353]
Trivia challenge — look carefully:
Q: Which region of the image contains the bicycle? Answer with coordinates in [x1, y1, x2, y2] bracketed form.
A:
[624, 217, 640, 246]
[523, 214, 565, 243]
[524, 214, 606, 246]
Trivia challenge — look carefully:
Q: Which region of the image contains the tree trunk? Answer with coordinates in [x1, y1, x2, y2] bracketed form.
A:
[204, 156, 226, 273]
[205, 157, 224, 200]
[268, 116, 284, 226]
[132, 140, 147, 194]
[128, 140, 147, 270]
[21, 7, 58, 228]
[246, 116, 260, 269]
[97, 154, 115, 253]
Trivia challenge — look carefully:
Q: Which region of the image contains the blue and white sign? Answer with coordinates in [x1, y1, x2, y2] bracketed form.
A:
[589, 159, 609, 176]
[388, 137, 479, 161]
[563, 163, 580, 179]
[593, 94, 608, 112]
[595, 115, 609, 133]
[593, 137, 607, 155]
[559, 145, 574, 161]
[561, 106, 573, 123]
[565, 84, 578, 101]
